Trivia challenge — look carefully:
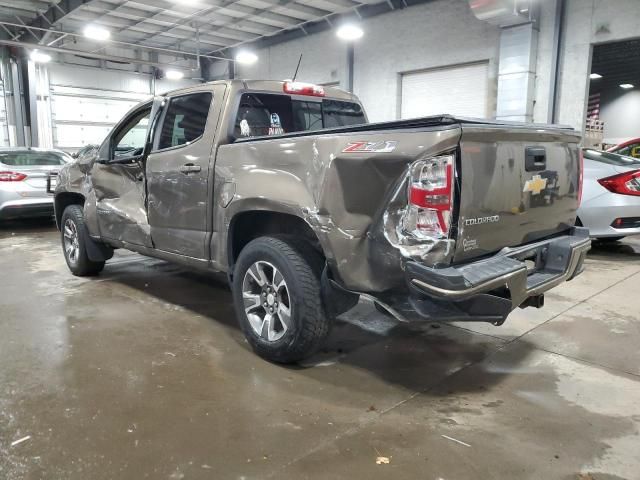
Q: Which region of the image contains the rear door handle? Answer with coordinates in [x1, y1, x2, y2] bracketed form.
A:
[179, 163, 201, 174]
[525, 146, 546, 171]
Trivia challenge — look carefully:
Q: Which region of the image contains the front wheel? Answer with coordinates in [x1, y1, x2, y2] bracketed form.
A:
[61, 205, 105, 276]
[232, 236, 330, 364]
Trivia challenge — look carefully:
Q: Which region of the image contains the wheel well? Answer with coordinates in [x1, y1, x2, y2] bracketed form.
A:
[55, 193, 85, 229]
[229, 211, 324, 266]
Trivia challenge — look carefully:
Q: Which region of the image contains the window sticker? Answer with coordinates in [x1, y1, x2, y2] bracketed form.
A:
[268, 113, 284, 136]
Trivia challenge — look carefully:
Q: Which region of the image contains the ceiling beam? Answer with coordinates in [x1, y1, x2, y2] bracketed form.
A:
[18, 0, 93, 42]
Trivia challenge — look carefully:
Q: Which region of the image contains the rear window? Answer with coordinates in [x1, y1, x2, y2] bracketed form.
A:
[583, 149, 640, 167]
[234, 93, 366, 139]
[0, 151, 69, 166]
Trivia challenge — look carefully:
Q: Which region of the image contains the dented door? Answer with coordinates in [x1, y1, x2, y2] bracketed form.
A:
[92, 99, 162, 247]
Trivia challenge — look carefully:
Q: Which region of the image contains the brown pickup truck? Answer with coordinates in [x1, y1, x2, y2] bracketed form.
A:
[53, 79, 590, 363]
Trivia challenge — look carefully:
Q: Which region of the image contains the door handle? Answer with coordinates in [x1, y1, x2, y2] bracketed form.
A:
[525, 146, 546, 171]
[179, 163, 201, 174]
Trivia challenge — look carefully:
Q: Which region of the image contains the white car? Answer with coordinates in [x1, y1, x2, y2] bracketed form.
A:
[0, 148, 72, 221]
[577, 148, 640, 240]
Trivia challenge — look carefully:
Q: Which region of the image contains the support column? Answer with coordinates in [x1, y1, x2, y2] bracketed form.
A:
[9, 59, 26, 146]
[346, 44, 354, 93]
[495, 22, 538, 122]
[26, 59, 39, 146]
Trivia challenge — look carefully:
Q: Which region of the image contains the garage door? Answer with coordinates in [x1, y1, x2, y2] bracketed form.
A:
[400, 62, 489, 119]
[50, 85, 150, 150]
[0, 79, 9, 146]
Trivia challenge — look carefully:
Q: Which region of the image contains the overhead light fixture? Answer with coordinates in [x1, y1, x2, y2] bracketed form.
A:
[83, 25, 110, 41]
[30, 50, 51, 63]
[620, 83, 634, 89]
[235, 50, 258, 65]
[336, 24, 363, 41]
[589, 73, 602, 79]
[165, 70, 184, 80]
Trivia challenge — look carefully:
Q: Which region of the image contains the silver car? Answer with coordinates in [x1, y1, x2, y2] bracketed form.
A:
[0, 148, 72, 220]
[578, 148, 640, 240]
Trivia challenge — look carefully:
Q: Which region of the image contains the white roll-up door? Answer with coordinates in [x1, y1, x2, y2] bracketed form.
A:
[0, 79, 9, 147]
[400, 62, 489, 119]
[50, 85, 150, 150]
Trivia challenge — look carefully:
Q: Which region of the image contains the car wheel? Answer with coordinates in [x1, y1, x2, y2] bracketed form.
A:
[61, 205, 105, 276]
[232, 236, 330, 364]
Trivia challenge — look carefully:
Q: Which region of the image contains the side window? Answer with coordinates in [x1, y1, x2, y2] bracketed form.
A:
[112, 107, 151, 159]
[158, 92, 212, 150]
[234, 93, 293, 138]
[631, 144, 640, 158]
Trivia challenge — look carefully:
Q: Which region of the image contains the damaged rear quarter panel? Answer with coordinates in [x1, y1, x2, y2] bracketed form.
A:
[214, 126, 461, 292]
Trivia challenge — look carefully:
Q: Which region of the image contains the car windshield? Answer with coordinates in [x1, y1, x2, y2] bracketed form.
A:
[0, 151, 70, 167]
[582, 149, 640, 167]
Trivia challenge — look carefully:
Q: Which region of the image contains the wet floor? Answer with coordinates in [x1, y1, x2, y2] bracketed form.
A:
[1, 219, 639, 480]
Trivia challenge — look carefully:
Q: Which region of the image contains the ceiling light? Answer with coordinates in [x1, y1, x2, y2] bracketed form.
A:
[83, 25, 110, 41]
[589, 73, 602, 79]
[30, 50, 51, 63]
[165, 70, 184, 80]
[336, 24, 363, 41]
[235, 50, 258, 65]
[620, 83, 634, 89]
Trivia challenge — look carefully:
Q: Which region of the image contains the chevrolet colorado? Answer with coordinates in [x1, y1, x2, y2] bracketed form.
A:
[53, 79, 590, 363]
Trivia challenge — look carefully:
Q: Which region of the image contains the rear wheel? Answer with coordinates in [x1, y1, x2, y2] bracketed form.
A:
[61, 205, 105, 276]
[232, 236, 330, 364]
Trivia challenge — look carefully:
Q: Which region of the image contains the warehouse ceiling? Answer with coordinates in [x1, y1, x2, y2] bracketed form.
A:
[590, 39, 640, 92]
[0, 0, 420, 67]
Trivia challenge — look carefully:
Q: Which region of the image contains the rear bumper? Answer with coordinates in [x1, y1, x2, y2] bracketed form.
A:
[0, 198, 54, 219]
[374, 227, 590, 325]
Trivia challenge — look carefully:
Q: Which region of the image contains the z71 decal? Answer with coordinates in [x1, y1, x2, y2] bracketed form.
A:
[342, 141, 398, 153]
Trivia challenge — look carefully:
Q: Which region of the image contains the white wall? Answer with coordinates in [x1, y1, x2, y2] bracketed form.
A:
[235, 0, 500, 123]
[354, 0, 500, 122]
[599, 89, 640, 145]
[235, 0, 640, 132]
[236, 28, 346, 86]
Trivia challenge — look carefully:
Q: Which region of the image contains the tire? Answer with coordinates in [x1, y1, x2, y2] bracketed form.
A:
[60, 205, 105, 276]
[232, 236, 330, 364]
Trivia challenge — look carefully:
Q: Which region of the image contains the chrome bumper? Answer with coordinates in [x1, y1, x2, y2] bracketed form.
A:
[404, 227, 591, 321]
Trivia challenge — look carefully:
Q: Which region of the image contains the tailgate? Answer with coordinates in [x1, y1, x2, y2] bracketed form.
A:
[453, 124, 581, 263]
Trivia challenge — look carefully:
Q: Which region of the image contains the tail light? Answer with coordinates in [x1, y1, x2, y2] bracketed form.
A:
[577, 149, 584, 206]
[0, 171, 27, 182]
[598, 169, 640, 196]
[283, 81, 325, 97]
[402, 154, 454, 238]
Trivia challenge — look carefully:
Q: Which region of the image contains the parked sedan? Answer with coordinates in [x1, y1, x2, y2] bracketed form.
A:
[578, 148, 640, 240]
[0, 148, 72, 220]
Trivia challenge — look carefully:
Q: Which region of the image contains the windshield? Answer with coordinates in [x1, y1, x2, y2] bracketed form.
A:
[234, 93, 366, 138]
[583, 149, 640, 167]
[0, 151, 70, 167]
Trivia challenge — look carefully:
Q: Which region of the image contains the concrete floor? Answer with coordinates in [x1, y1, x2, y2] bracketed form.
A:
[1, 220, 639, 480]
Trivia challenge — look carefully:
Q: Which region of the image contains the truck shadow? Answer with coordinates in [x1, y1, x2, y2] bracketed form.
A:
[99, 255, 533, 394]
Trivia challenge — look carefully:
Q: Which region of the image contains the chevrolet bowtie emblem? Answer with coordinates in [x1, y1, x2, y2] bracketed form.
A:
[523, 175, 547, 195]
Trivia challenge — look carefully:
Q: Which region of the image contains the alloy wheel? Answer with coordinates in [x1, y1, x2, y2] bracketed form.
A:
[242, 261, 292, 342]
